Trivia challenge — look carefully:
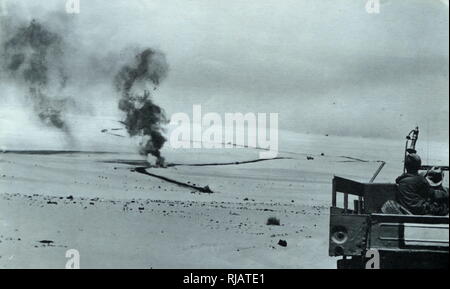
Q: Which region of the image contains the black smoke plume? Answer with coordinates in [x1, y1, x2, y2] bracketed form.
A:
[114, 49, 169, 166]
[1, 19, 72, 137]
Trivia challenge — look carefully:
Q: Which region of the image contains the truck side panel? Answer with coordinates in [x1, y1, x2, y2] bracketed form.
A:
[329, 208, 369, 257]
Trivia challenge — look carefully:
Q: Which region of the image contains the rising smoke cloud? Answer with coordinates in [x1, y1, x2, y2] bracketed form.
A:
[1, 18, 74, 141]
[114, 49, 170, 165]
[1, 10, 171, 156]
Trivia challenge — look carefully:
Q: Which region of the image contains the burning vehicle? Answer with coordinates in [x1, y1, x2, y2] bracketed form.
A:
[114, 48, 170, 167]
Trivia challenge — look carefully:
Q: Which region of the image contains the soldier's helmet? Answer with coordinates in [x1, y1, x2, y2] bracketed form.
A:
[405, 153, 422, 173]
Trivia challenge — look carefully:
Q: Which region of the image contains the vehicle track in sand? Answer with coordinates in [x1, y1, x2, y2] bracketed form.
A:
[133, 157, 292, 193]
[167, 157, 292, 167]
[134, 167, 214, 193]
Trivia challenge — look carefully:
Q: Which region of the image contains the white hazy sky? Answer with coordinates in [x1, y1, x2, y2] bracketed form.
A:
[1, 0, 449, 142]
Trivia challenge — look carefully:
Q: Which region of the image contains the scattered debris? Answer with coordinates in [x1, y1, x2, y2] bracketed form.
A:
[202, 185, 213, 194]
[263, 208, 275, 212]
[266, 217, 280, 226]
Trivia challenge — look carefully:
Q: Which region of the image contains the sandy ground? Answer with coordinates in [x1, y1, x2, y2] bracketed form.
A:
[0, 131, 448, 268]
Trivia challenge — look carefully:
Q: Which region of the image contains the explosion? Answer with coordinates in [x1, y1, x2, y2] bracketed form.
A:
[1, 15, 171, 158]
[114, 49, 169, 166]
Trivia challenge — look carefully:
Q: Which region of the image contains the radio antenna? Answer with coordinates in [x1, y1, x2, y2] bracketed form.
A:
[403, 126, 419, 173]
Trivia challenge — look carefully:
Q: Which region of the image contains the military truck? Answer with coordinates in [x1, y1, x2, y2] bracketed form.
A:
[329, 127, 449, 269]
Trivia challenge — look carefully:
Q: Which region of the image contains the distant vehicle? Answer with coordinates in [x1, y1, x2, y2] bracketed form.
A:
[329, 127, 449, 269]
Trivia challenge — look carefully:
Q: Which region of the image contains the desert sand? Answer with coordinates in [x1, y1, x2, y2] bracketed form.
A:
[0, 130, 448, 269]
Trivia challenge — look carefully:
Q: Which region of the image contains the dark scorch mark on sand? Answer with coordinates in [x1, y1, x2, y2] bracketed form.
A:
[102, 157, 292, 167]
[338, 156, 370, 162]
[134, 167, 214, 193]
[1, 150, 119, 155]
[337, 156, 385, 163]
[167, 157, 292, 167]
[132, 157, 291, 193]
[103, 160, 150, 166]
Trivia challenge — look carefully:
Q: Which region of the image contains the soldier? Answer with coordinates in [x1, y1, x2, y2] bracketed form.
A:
[395, 154, 448, 216]
[425, 167, 449, 215]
